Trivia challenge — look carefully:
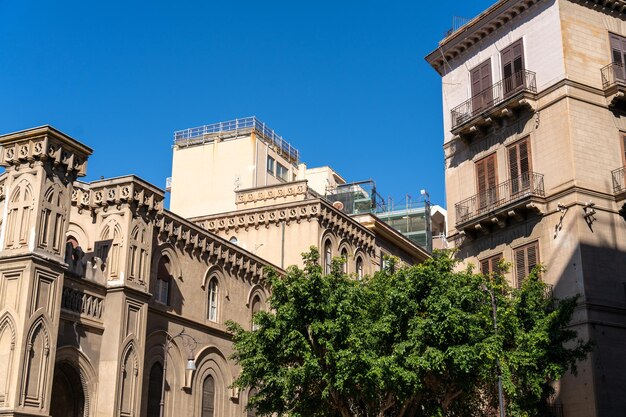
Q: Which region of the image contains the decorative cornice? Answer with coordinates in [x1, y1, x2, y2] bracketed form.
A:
[194, 198, 377, 255]
[235, 180, 310, 208]
[426, 0, 542, 76]
[0, 125, 92, 177]
[72, 175, 165, 213]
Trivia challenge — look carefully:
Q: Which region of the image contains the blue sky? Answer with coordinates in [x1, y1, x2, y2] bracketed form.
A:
[0, 0, 494, 209]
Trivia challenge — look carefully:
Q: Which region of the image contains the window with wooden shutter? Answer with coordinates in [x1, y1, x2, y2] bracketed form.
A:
[480, 253, 503, 276]
[501, 38, 525, 96]
[514, 241, 539, 287]
[471, 59, 493, 113]
[508, 137, 532, 195]
[621, 132, 626, 167]
[610, 33, 626, 82]
[202, 375, 215, 417]
[476, 154, 498, 211]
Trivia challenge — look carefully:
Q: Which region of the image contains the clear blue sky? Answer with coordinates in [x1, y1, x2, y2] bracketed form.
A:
[0, 0, 494, 209]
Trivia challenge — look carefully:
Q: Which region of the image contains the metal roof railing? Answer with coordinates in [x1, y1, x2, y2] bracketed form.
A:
[173, 116, 300, 164]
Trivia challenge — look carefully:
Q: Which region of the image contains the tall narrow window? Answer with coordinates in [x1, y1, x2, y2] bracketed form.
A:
[514, 241, 539, 287]
[610, 33, 626, 82]
[501, 38, 525, 96]
[156, 256, 171, 305]
[201, 375, 215, 417]
[470, 59, 493, 113]
[208, 278, 219, 322]
[621, 132, 626, 166]
[480, 253, 503, 276]
[147, 363, 163, 417]
[324, 240, 332, 274]
[251, 295, 261, 331]
[355, 256, 363, 280]
[476, 154, 498, 211]
[508, 137, 532, 195]
[247, 388, 258, 417]
[340, 248, 348, 274]
[267, 156, 275, 175]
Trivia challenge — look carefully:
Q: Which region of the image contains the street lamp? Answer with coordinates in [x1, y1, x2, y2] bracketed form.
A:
[481, 283, 505, 417]
[160, 328, 199, 417]
[420, 189, 432, 252]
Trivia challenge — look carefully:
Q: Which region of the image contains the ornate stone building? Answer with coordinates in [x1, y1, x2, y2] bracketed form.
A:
[0, 125, 428, 417]
[427, 0, 626, 416]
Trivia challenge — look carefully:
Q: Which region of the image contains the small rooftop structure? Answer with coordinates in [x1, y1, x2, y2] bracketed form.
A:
[173, 116, 300, 165]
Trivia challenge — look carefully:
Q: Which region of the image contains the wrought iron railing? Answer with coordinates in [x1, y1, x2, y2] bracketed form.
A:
[451, 70, 537, 130]
[601, 62, 626, 89]
[455, 172, 545, 225]
[612, 166, 625, 193]
[174, 116, 300, 163]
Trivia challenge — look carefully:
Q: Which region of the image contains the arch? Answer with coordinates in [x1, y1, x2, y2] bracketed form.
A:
[323, 238, 333, 275]
[6, 179, 35, 249]
[338, 240, 351, 274]
[246, 387, 259, 417]
[146, 362, 163, 417]
[0, 313, 16, 406]
[54, 346, 98, 417]
[193, 345, 232, 417]
[67, 222, 89, 251]
[201, 265, 224, 290]
[154, 245, 182, 281]
[245, 284, 268, 308]
[143, 330, 181, 417]
[119, 341, 139, 417]
[50, 362, 85, 417]
[355, 253, 364, 280]
[201, 374, 215, 417]
[228, 236, 238, 245]
[207, 277, 219, 322]
[22, 317, 51, 407]
[250, 294, 262, 331]
[97, 217, 124, 279]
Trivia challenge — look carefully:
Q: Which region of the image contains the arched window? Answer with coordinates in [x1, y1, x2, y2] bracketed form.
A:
[201, 375, 215, 417]
[356, 256, 363, 280]
[156, 256, 171, 305]
[247, 388, 258, 417]
[146, 362, 163, 417]
[323, 239, 332, 275]
[340, 248, 348, 274]
[208, 278, 219, 322]
[251, 295, 261, 331]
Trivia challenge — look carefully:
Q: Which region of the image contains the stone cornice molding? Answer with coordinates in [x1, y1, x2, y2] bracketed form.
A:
[235, 180, 310, 208]
[157, 209, 276, 282]
[195, 198, 377, 255]
[425, 0, 542, 76]
[0, 125, 92, 177]
[72, 175, 165, 213]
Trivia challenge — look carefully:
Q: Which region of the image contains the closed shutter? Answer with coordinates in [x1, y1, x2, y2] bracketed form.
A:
[514, 242, 540, 287]
[480, 254, 503, 275]
[476, 154, 498, 210]
[622, 133, 626, 166]
[508, 137, 532, 194]
[202, 376, 215, 417]
[471, 59, 493, 113]
[610, 33, 626, 82]
[501, 38, 525, 95]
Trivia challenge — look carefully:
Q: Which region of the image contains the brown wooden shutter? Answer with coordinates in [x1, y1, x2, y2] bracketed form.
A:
[501, 39, 525, 94]
[610, 33, 626, 66]
[471, 59, 493, 112]
[476, 154, 498, 209]
[480, 254, 503, 275]
[621, 133, 626, 166]
[514, 242, 540, 287]
[508, 137, 532, 193]
[480, 259, 490, 275]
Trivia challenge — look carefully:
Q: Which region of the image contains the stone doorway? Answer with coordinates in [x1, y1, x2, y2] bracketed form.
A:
[50, 362, 86, 417]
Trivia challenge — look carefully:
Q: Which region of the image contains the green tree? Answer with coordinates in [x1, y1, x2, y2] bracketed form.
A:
[227, 249, 590, 417]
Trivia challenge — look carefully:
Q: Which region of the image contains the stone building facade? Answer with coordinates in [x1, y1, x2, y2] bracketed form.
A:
[0, 125, 428, 417]
[426, 1, 626, 416]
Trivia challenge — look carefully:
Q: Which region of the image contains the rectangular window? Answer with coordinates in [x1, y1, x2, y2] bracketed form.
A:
[501, 38, 525, 96]
[514, 241, 539, 287]
[156, 278, 169, 305]
[276, 163, 289, 181]
[621, 132, 626, 166]
[476, 153, 498, 211]
[480, 253, 503, 276]
[508, 137, 532, 195]
[470, 59, 493, 113]
[267, 156, 275, 175]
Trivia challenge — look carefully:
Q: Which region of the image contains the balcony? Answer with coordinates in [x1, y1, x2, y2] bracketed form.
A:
[601, 63, 626, 107]
[455, 172, 545, 233]
[612, 166, 625, 197]
[450, 70, 537, 137]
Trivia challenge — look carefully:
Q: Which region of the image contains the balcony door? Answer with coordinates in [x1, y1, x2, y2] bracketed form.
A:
[471, 59, 493, 114]
[501, 38, 525, 96]
[476, 154, 498, 212]
[508, 137, 532, 195]
[610, 33, 626, 82]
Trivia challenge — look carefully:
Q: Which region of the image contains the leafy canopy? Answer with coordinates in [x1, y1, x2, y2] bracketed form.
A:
[227, 249, 590, 417]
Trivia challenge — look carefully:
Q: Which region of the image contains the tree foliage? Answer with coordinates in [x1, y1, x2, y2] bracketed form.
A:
[227, 249, 590, 417]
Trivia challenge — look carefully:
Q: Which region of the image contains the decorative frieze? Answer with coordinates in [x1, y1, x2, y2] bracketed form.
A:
[71, 177, 164, 212]
[236, 181, 309, 208]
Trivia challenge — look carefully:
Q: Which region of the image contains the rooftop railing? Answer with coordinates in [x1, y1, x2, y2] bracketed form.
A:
[601, 62, 626, 89]
[451, 70, 537, 130]
[455, 172, 545, 225]
[174, 116, 300, 164]
[612, 166, 625, 193]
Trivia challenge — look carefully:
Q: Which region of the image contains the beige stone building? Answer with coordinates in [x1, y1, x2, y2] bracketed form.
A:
[427, 0, 626, 416]
[0, 124, 428, 417]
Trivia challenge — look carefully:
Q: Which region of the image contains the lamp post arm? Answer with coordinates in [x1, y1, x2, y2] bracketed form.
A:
[158, 329, 198, 417]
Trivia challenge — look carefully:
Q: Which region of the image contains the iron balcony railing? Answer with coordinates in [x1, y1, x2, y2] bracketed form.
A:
[174, 116, 300, 163]
[451, 70, 537, 130]
[612, 166, 625, 193]
[455, 172, 545, 225]
[601, 62, 626, 89]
